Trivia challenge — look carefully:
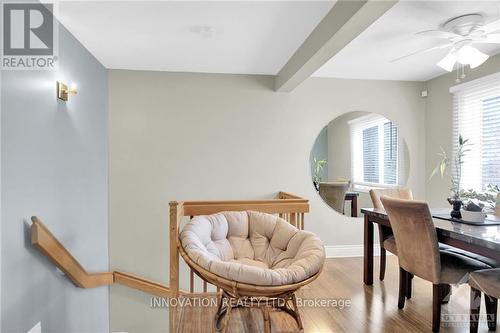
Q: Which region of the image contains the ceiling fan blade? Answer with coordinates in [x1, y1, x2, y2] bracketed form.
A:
[473, 34, 500, 44]
[437, 49, 457, 72]
[483, 18, 500, 33]
[416, 30, 460, 39]
[390, 42, 452, 63]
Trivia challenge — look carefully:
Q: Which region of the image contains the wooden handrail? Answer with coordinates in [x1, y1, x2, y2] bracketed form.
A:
[31, 216, 178, 296]
[31, 216, 114, 288]
[278, 191, 305, 200]
[179, 192, 309, 216]
[115, 272, 188, 296]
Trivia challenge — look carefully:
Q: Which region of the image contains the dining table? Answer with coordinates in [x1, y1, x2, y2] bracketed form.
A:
[361, 207, 500, 285]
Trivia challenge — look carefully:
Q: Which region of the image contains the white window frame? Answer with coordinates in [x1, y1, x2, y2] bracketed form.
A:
[349, 114, 399, 191]
[450, 71, 500, 192]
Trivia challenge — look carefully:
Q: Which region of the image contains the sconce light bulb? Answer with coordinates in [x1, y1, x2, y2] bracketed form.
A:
[56, 81, 78, 101]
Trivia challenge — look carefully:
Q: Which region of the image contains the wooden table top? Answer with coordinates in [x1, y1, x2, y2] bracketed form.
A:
[361, 207, 500, 254]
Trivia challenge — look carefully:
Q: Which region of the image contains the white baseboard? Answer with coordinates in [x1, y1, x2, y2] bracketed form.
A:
[325, 244, 391, 258]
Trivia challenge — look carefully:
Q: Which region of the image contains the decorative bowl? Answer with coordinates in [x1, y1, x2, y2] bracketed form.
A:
[460, 209, 486, 223]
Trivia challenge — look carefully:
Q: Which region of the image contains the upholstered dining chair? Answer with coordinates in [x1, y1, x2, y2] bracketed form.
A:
[369, 188, 413, 282]
[319, 182, 350, 214]
[469, 268, 499, 333]
[380, 196, 493, 332]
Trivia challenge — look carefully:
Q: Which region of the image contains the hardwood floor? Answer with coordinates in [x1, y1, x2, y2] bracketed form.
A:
[175, 256, 497, 332]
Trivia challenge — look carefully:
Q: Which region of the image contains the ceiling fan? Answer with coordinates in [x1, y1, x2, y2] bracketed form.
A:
[392, 14, 500, 72]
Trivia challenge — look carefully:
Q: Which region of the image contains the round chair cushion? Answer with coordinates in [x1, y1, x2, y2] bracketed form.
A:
[180, 211, 325, 286]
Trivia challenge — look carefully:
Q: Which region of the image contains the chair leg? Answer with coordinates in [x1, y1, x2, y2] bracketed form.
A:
[262, 306, 271, 333]
[470, 287, 481, 333]
[398, 267, 407, 309]
[433, 284, 442, 332]
[379, 247, 386, 281]
[484, 295, 497, 331]
[406, 273, 413, 299]
[221, 303, 232, 333]
[291, 293, 304, 331]
[214, 292, 226, 332]
[441, 284, 452, 304]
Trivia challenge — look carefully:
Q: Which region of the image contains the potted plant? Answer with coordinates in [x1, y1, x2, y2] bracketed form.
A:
[460, 200, 487, 223]
[460, 184, 500, 212]
[430, 135, 470, 218]
[312, 157, 327, 191]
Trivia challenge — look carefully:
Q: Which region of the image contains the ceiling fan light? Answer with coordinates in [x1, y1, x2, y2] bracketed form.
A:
[457, 45, 489, 68]
[437, 52, 457, 72]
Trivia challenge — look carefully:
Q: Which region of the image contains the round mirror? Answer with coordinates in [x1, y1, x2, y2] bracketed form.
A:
[310, 111, 410, 217]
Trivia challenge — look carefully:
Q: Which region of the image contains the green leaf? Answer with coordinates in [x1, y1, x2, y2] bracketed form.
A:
[439, 161, 446, 176]
[430, 164, 440, 180]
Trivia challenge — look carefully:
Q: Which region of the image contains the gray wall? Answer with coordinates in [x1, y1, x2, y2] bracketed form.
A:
[310, 126, 328, 182]
[1, 17, 109, 333]
[425, 54, 500, 206]
[0, 52, 3, 331]
[108, 70, 426, 332]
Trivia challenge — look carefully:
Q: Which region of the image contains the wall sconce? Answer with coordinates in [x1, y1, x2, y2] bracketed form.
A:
[57, 81, 77, 101]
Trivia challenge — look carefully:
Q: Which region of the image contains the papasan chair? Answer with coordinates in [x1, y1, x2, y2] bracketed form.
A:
[179, 210, 325, 333]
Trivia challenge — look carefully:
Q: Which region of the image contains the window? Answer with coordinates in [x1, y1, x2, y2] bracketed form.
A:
[451, 72, 500, 192]
[349, 114, 400, 189]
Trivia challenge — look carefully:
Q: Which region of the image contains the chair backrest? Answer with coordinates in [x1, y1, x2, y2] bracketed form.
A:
[380, 196, 441, 283]
[319, 182, 350, 213]
[369, 188, 413, 209]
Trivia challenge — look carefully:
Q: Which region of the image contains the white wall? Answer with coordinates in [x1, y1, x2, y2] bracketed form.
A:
[108, 70, 426, 332]
[1, 21, 109, 333]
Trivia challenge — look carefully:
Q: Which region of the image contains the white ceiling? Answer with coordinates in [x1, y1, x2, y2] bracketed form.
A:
[56, 1, 334, 75]
[313, 1, 500, 81]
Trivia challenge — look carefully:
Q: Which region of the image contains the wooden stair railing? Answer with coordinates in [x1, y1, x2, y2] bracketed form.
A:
[31, 190, 309, 332]
[166, 192, 309, 332]
[31, 216, 177, 297]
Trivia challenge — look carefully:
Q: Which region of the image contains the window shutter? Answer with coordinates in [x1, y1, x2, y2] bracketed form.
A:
[450, 72, 500, 192]
[383, 122, 398, 185]
[349, 114, 401, 188]
[363, 126, 379, 183]
[481, 96, 500, 188]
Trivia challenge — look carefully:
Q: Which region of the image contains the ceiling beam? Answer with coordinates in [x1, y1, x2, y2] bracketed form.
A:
[274, 0, 397, 92]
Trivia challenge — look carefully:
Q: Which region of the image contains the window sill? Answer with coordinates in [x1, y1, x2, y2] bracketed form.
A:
[353, 183, 399, 193]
